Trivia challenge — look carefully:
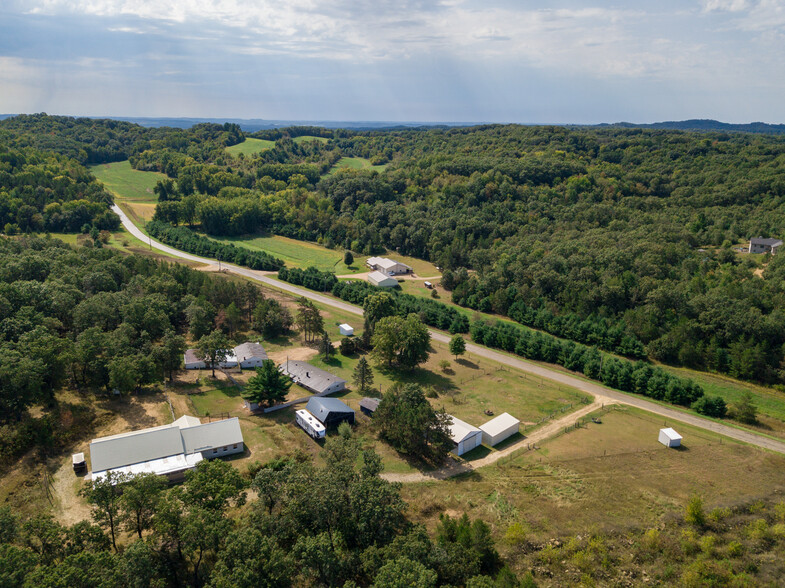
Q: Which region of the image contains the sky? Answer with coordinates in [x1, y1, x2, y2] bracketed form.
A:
[1, 0, 785, 123]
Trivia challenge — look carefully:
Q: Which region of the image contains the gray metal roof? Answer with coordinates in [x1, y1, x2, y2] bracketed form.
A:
[359, 397, 381, 411]
[181, 418, 244, 453]
[90, 427, 185, 472]
[184, 349, 204, 364]
[234, 342, 268, 362]
[306, 396, 354, 418]
[280, 360, 347, 393]
[751, 237, 783, 246]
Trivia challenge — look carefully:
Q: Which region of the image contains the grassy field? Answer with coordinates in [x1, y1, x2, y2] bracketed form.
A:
[293, 135, 329, 144]
[91, 160, 164, 222]
[327, 157, 387, 175]
[402, 406, 785, 543]
[225, 137, 275, 156]
[205, 233, 367, 274]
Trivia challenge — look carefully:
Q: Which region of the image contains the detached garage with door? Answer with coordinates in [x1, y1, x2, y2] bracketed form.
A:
[479, 413, 520, 446]
[448, 415, 483, 456]
[306, 397, 355, 428]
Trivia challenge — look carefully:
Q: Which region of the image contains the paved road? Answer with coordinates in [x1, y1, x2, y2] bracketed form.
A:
[114, 205, 785, 456]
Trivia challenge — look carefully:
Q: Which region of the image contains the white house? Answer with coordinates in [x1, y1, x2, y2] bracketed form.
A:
[658, 427, 682, 448]
[749, 237, 783, 255]
[89, 416, 244, 484]
[234, 342, 268, 369]
[280, 360, 347, 395]
[339, 323, 354, 336]
[448, 415, 483, 456]
[366, 256, 412, 275]
[368, 271, 398, 288]
[479, 413, 520, 446]
[184, 348, 237, 369]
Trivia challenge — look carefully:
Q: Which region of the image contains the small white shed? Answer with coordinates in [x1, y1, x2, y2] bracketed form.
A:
[339, 323, 354, 336]
[659, 427, 682, 448]
[448, 415, 483, 456]
[479, 412, 520, 446]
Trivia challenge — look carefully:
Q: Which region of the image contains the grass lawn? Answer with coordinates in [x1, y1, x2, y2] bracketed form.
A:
[225, 138, 275, 156]
[204, 233, 367, 274]
[293, 135, 329, 144]
[401, 406, 785, 544]
[327, 157, 387, 175]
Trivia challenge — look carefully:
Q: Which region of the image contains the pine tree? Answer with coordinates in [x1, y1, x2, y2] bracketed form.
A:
[353, 357, 374, 392]
[320, 332, 333, 361]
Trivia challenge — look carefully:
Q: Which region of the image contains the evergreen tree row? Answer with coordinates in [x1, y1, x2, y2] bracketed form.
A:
[146, 221, 284, 270]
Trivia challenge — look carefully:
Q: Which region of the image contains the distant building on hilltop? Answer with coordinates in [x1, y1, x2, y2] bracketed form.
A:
[749, 237, 783, 255]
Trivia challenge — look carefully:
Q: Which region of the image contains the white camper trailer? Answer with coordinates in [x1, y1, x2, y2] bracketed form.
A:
[296, 409, 326, 440]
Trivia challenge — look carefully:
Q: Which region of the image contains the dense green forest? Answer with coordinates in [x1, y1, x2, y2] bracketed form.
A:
[3, 114, 785, 386]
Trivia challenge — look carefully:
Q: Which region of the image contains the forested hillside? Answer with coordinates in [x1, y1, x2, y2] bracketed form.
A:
[3, 115, 785, 385]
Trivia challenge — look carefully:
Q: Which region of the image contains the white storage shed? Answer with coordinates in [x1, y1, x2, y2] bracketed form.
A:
[234, 342, 268, 369]
[448, 415, 483, 456]
[368, 271, 399, 288]
[479, 413, 520, 446]
[659, 427, 682, 448]
[339, 323, 354, 336]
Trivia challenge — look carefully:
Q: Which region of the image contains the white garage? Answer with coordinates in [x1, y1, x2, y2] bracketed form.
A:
[368, 271, 399, 288]
[659, 427, 682, 448]
[479, 412, 520, 446]
[448, 415, 483, 456]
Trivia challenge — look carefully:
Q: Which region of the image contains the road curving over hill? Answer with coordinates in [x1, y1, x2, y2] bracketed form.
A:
[113, 204, 785, 458]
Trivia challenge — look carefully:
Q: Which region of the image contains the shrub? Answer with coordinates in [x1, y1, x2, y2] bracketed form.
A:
[685, 495, 706, 527]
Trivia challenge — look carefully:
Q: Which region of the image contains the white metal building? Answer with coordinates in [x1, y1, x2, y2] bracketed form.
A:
[366, 256, 412, 275]
[183, 349, 238, 370]
[479, 413, 520, 446]
[89, 416, 244, 483]
[448, 415, 483, 456]
[368, 271, 399, 288]
[339, 323, 354, 336]
[659, 427, 682, 448]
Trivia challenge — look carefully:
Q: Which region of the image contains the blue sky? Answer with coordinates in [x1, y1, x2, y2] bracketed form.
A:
[2, 0, 785, 123]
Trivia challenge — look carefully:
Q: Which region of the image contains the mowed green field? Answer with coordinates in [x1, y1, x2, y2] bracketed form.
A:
[327, 156, 387, 175]
[91, 160, 164, 203]
[293, 135, 329, 144]
[206, 233, 368, 274]
[225, 137, 275, 156]
[403, 406, 785, 541]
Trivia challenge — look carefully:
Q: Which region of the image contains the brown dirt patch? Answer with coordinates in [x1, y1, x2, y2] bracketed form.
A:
[268, 347, 318, 364]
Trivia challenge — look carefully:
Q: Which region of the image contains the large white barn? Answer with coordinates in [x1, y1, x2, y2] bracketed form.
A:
[368, 271, 398, 288]
[366, 256, 412, 276]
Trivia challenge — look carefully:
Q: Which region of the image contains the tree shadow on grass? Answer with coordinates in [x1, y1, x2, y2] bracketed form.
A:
[378, 365, 457, 394]
[456, 358, 479, 370]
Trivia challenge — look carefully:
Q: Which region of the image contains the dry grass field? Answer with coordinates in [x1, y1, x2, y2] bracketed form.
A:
[402, 407, 785, 544]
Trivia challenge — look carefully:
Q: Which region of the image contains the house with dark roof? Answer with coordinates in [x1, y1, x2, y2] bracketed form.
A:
[279, 360, 347, 395]
[305, 397, 355, 428]
[750, 236, 783, 255]
[89, 416, 244, 484]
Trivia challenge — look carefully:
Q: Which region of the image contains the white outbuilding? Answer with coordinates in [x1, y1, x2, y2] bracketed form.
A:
[368, 271, 399, 288]
[448, 415, 483, 456]
[479, 412, 520, 447]
[658, 427, 682, 448]
[339, 323, 354, 336]
[234, 342, 268, 369]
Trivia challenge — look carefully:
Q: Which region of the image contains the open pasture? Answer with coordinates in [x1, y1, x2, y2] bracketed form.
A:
[225, 137, 275, 156]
